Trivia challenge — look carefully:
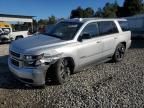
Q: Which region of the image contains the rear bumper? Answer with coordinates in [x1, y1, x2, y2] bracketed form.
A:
[127, 40, 131, 49]
[8, 58, 49, 86]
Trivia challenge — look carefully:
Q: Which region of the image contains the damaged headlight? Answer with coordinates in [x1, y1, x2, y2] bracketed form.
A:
[23, 54, 44, 67]
[23, 53, 63, 67]
[24, 54, 44, 61]
[35, 53, 63, 66]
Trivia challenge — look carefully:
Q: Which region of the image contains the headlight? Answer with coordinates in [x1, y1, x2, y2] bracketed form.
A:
[24, 54, 44, 61]
[23, 53, 63, 67]
[23, 54, 44, 67]
[25, 55, 33, 60]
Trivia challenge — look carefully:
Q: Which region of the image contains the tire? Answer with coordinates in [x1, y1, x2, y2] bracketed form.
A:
[50, 58, 71, 84]
[112, 43, 126, 62]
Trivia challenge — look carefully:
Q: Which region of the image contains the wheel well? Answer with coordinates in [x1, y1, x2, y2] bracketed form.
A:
[45, 57, 75, 81]
[64, 57, 75, 74]
[121, 42, 126, 48]
[15, 35, 24, 39]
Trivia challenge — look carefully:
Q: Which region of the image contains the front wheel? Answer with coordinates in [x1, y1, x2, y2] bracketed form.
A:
[50, 58, 71, 84]
[112, 43, 126, 62]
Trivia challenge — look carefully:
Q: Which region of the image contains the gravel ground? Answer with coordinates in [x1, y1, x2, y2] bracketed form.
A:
[0, 40, 144, 108]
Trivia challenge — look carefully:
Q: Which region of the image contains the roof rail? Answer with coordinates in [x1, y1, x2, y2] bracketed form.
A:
[72, 18, 101, 21]
[63, 18, 126, 23]
[71, 18, 83, 22]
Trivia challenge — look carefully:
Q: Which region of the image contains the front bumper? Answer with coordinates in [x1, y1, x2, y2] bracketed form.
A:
[8, 58, 49, 86]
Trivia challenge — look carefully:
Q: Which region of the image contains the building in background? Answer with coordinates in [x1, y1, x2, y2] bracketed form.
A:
[126, 14, 144, 38]
[0, 14, 34, 42]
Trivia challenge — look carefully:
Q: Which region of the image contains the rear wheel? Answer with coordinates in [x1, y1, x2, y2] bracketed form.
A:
[112, 43, 126, 62]
[50, 58, 71, 84]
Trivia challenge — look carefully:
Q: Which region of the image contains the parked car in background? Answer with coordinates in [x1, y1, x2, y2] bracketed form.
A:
[8, 18, 131, 86]
[0, 21, 30, 42]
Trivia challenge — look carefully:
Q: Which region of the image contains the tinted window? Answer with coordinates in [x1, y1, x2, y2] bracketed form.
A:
[81, 23, 99, 38]
[118, 21, 129, 31]
[46, 22, 82, 40]
[98, 21, 118, 36]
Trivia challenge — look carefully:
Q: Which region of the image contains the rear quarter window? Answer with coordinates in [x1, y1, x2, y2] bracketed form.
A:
[98, 21, 118, 36]
[118, 21, 130, 31]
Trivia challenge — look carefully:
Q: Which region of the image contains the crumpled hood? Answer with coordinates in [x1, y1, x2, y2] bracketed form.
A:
[10, 34, 69, 54]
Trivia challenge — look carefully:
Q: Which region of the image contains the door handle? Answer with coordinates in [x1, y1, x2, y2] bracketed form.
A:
[114, 37, 118, 39]
[96, 41, 101, 43]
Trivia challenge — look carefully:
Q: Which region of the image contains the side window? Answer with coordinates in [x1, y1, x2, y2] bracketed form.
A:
[81, 23, 99, 38]
[98, 21, 118, 36]
[118, 21, 130, 31]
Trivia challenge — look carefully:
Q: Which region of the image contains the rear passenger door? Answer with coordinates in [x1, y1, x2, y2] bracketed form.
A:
[97, 21, 119, 57]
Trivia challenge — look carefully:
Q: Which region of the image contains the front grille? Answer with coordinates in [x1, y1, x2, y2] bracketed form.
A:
[10, 51, 20, 58]
[11, 59, 19, 67]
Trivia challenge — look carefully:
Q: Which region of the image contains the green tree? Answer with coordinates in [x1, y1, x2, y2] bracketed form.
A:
[70, 6, 84, 18]
[48, 15, 56, 24]
[117, 6, 125, 17]
[95, 8, 103, 17]
[95, 1, 119, 18]
[38, 19, 48, 27]
[70, 6, 95, 18]
[123, 0, 144, 16]
[103, 2, 118, 18]
[83, 7, 94, 17]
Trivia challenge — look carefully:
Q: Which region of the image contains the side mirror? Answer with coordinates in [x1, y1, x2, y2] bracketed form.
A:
[78, 33, 91, 42]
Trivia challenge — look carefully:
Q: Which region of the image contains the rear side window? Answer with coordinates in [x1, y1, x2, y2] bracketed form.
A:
[118, 21, 129, 31]
[98, 21, 118, 36]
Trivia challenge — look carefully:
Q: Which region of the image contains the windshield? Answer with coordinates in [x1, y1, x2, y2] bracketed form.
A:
[45, 22, 82, 40]
[2, 28, 11, 34]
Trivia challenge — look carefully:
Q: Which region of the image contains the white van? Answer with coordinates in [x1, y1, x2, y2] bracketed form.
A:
[0, 21, 30, 42]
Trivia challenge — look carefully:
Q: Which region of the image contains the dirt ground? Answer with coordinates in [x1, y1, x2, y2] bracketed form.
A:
[0, 40, 144, 108]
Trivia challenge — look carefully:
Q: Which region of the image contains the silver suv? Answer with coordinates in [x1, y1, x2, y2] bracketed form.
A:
[8, 18, 131, 86]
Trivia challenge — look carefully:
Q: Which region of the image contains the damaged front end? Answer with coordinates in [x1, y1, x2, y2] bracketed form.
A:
[9, 50, 64, 86]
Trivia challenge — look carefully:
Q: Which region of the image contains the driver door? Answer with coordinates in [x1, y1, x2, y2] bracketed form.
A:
[77, 22, 103, 66]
